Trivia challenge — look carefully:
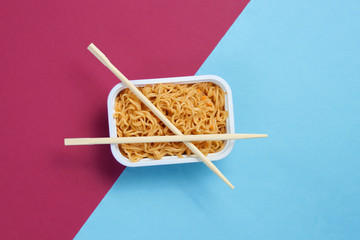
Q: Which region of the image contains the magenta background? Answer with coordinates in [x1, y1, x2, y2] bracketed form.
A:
[0, 0, 249, 239]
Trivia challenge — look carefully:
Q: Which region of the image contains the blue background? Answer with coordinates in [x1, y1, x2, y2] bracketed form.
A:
[76, 0, 360, 239]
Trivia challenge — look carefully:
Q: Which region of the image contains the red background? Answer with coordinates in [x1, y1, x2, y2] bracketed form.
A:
[0, 0, 249, 238]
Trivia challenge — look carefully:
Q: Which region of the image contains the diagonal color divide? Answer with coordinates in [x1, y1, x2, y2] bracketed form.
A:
[0, 0, 250, 239]
[75, 0, 360, 239]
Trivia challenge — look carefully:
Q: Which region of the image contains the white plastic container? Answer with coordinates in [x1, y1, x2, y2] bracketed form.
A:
[107, 75, 235, 167]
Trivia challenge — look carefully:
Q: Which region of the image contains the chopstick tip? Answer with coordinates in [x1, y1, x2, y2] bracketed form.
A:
[87, 43, 95, 50]
[225, 179, 235, 189]
[87, 43, 110, 66]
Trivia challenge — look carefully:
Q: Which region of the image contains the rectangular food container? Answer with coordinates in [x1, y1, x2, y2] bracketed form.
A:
[107, 75, 235, 167]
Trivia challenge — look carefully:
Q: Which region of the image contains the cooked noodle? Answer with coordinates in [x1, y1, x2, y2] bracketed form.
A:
[113, 82, 228, 162]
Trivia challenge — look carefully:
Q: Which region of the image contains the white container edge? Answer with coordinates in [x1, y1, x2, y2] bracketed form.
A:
[107, 75, 235, 167]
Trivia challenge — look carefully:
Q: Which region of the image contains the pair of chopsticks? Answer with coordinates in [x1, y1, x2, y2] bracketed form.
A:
[66, 43, 267, 189]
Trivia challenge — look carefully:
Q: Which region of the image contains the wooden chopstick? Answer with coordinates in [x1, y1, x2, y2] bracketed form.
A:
[65, 133, 268, 146]
[88, 43, 235, 189]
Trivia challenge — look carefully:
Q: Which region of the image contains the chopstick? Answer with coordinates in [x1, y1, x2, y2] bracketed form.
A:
[65, 133, 268, 146]
[88, 43, 235, 189]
